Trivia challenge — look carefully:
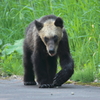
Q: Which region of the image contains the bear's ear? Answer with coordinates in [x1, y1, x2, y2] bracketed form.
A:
[35, 20, 43, 31]
[54, 17, 63, 28]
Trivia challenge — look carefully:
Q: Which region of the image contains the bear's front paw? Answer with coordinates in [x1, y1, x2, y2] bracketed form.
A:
[39, 84, 54, 88]
[53, 70, 66, 86]
[52, 80, 62, 87]
[24, 81, 36, 85]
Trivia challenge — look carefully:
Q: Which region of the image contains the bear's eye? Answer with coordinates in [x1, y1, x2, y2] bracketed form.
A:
[53, 35, 58, 43]
[44, 37, 49, 43]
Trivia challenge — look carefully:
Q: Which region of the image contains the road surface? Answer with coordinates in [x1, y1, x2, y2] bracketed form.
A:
[0, 78, 100, 100]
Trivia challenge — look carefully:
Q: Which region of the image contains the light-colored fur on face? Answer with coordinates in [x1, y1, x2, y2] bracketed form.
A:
[38, 19, 63, 56]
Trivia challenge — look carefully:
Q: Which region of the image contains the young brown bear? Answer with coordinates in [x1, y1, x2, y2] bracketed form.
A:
[23, 15, 74, 88]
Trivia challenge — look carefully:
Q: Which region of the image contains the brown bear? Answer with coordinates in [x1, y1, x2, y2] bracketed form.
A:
[23, 15, 74, 88]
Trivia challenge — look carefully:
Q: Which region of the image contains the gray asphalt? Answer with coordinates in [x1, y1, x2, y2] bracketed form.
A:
[0, 78, 100, 100]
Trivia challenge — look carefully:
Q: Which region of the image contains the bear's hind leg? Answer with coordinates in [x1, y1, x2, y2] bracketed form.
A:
[23, 44, 36, 85]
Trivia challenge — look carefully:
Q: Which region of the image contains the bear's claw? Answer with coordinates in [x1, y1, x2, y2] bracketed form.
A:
[24, 81, 36, 85]
[39, 84, 54, 88]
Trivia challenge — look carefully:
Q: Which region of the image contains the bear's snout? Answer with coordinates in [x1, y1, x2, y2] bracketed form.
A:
[49, 49, 55, 55]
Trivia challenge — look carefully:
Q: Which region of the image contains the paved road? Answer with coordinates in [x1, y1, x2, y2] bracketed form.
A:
[0, 78, 100, 100]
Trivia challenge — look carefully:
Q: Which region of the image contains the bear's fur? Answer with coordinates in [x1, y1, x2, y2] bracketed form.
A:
[23, 15, 74, 88]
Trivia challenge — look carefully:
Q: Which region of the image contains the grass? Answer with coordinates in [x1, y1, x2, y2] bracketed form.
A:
[65, 81, 100, 87]
[0, 53, 23, 76]
[0, 0, 100, 82]
[74, 82, 100, 87]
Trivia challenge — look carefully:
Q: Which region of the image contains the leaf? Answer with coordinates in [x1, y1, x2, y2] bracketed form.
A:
[0, 39, 2, 45]
[2, 39, 24, 55]
[2, 45, 15, 55]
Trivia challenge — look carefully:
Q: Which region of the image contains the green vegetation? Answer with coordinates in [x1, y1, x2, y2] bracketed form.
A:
[74, 82, 100, 87]
[0, 0, 100, 83]
[65, 81, 100, 87]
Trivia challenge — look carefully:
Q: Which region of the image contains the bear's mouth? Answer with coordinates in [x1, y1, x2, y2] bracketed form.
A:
[48, 52, 56, 57]
[50, 53, 55, 56]
[46, 47, 56, 57]
[48, 50, 55, 56]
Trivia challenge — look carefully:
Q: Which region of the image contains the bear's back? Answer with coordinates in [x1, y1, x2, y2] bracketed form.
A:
[38, 15, 57, 23]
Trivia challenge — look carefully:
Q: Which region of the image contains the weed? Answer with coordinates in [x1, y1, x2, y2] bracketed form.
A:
[0, 53, 23, 76]
[0, 0, 100, 82]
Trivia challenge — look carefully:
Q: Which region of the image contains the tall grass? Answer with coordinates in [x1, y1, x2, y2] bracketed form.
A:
[0, 0, 100, 82]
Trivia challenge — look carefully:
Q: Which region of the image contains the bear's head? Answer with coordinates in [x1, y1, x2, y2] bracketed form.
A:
[35, 17, 63, 56]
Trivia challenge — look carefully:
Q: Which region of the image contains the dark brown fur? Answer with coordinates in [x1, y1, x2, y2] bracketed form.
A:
[23, 15, 74, 88]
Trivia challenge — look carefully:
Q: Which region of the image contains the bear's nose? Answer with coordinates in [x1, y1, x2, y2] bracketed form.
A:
[49, 49, 55, 55]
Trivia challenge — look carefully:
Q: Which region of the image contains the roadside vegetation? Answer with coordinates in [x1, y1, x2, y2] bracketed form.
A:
[0, 0, 100, 83]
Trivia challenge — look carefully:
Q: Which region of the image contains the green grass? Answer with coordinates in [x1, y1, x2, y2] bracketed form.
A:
[0, 53, 23, 76]
[0, 0, 100, 82]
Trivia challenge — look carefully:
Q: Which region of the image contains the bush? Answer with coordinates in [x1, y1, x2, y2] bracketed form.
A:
[72, 63, 96, 82]
[0, 53, 23, 76]
[0, 39, 24, 76]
